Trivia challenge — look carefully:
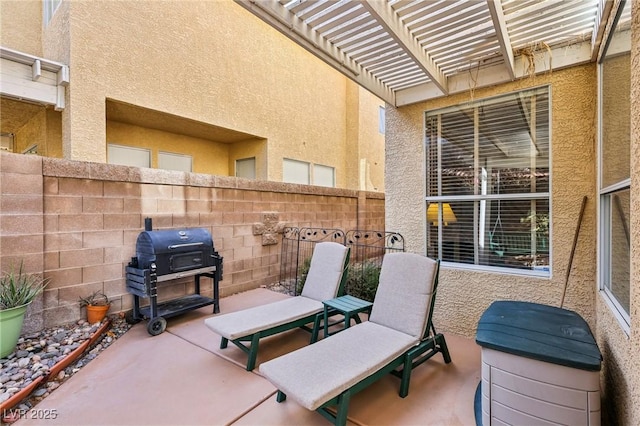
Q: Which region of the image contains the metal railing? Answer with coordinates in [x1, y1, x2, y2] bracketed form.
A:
[278, 227, 404, 299]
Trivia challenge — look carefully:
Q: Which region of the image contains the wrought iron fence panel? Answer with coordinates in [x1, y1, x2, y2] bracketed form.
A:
[344, 230, 405, 301]
[277, 227, 346, 295]
[277, 228, 404, 300]
[278, 227, 300, 295]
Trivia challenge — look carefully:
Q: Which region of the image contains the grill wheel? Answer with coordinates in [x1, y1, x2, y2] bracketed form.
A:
[147, 317, 167, 336]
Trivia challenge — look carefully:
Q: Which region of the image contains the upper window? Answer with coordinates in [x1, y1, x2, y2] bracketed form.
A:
[599, 0, 632, 330]
[43, 0, 62, 25]
[107, 144, 150, 168]
[283, 159, 336, 187]
[425, 87, 550, 275]
[379, 106, 386, 135]
[236, 157, 256, 179]
[313, 164, 335, 187]
[283, 159, 310, 185]
[158, 151, 192, 172]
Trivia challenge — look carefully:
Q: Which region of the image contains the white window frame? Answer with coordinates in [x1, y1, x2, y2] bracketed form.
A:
[378, 106, 386, 135]
[236, 157, 256, 179]
[313, 164, 335, 187]
[107, 144, 150, 168]
[424, 86, 551, 277]
[43, 0, 62, 25]
[158, 151, 192, 172]
[597, 1, 632, 333]
[283, 158, 310, 185]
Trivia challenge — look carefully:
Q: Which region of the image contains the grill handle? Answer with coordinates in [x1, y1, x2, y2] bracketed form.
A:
[168, 242, 204, 250]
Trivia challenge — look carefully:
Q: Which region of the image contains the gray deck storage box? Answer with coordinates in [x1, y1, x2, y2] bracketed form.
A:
[476, 301, 602, 425]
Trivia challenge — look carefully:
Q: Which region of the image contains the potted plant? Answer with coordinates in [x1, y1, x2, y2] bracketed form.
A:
[0, 262, 48, 358]
[79, 291, 111, 324]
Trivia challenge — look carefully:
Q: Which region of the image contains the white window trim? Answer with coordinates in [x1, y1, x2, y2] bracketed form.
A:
[596, 3, 632, 332]
[424, 86, 552, 277]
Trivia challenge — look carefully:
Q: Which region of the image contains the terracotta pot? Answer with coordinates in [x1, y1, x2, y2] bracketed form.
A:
[86, 304, 110, 324]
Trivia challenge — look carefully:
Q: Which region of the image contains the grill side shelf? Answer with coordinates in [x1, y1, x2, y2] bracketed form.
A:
[125, 258, 221, 335]
[125, 266, 156, 298]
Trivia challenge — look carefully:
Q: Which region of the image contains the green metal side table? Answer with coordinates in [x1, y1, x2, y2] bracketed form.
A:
[312, 295, 373, 343]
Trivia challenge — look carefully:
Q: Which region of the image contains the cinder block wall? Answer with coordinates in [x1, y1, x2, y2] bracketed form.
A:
[0, 152, 384, 331]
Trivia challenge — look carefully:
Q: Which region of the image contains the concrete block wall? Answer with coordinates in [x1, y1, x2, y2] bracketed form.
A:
[0, 152, 385, 330]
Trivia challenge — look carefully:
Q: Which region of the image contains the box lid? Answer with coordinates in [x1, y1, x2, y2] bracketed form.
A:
[475, 301, 602, 371]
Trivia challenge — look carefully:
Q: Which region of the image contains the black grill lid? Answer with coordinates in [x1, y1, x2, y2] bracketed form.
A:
[136, 228, 214, 270]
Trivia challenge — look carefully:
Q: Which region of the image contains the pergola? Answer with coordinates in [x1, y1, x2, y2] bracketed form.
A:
[235, 0, 632, 106]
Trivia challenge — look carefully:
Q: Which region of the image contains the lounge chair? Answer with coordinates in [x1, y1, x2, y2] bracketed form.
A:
[259, 252, 451, 426]
[204, 241, 350, 371]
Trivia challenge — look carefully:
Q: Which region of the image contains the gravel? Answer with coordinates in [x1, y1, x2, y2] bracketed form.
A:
[0, 314, 131, 420]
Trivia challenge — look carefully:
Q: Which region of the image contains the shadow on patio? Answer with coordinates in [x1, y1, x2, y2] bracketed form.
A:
[17, 288, 480, 426]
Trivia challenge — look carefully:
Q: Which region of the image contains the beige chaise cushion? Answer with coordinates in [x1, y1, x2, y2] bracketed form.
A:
[204, 241, 349, 341]
[260, 321, 418, 410]
[204, 296, 322, 340]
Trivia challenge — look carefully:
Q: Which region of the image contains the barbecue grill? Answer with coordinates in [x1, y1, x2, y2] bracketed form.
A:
[126, 219, 223, 335]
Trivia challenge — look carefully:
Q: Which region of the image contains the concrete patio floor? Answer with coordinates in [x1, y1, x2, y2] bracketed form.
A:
[16, 288, 481, 426]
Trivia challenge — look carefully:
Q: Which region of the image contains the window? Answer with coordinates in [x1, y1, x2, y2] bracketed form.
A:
[283, 159, 310, 184]
[43, 0, 62, 25]
[425, 87, 550, 275]
[107, 144, 150, 168]
[158, 151, 192, 172]
[1, 133, 14, 152]
[313, 164, 335, 187]
[599, 1, 631, 330]
[236, 157, 256, 179]
[379, 106, 386, 134]
[283, 159, 335, 187]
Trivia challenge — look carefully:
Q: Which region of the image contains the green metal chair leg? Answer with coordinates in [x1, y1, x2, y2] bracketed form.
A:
[310, 313, 322, 343]
[399, 354, 413, 398]
[335, 391, 351, 426]
[436, 334, 452, 364]
[276, 390, 287, 403]
[246, 333, 261, 371]
[220, 337, 228, 349]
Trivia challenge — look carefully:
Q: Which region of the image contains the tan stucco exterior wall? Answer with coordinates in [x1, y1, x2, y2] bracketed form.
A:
[630, 11, 639, 425]
[386, 64, 597, 337]
[0, 0, 42, 55]
[10, 0, 383, 191]
[106, 121, 230, 175]
[2, 1, 384, 192]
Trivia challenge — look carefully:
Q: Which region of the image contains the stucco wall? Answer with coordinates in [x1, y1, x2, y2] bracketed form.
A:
[630, 11, 640, 425]
[0, 0, 42, 55]
[25, 0, 384, 192]
[106, 121, 231, 175]
[386, 64, 598, 337]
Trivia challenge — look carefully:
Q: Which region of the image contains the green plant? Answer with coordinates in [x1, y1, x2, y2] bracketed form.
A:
[296, 256, 312, 296]
[521, 212, 549, 233]
[78, 290, 110, 307]
[0, 262, 48, 310]
[346, 261, 381, 303]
